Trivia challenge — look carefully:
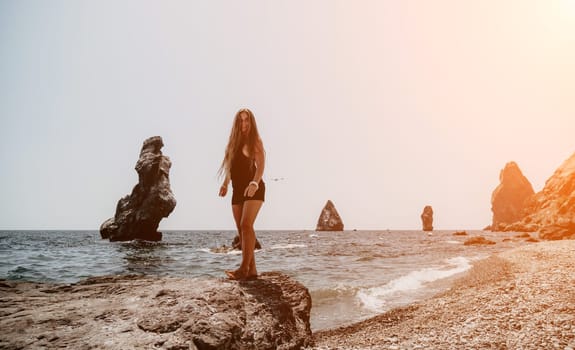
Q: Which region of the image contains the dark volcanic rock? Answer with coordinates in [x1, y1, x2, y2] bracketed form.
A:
[490, 162, 535, 231]
[0, 272, 312, 350]
[100, 136, 176, 241]
[232, 235, 262, 250]
[316, 200, 344, 231]
[421, 206, 434, 231]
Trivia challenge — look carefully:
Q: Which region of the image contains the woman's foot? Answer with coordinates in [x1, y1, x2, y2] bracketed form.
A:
[225, 269, 257, 281]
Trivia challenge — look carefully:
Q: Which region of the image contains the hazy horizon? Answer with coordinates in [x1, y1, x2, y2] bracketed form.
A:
[1, 1, 573, 231]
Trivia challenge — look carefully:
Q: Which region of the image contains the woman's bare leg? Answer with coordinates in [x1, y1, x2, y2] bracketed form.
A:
[232, 204, 243, 248]
[239, 200, 263, 277]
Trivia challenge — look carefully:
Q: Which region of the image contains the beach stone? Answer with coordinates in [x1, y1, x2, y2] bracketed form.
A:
[490, 161, 535, 231]
[100, 136, 176, 241]
[421, 206, 434, 231]
[312, 241, 575, 349]
[0, 272, 312, 350]
[463, 236, 496, 246]
[316, 200, 344, 231]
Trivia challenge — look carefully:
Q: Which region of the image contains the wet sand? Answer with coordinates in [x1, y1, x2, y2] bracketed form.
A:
[310, 240, 575, 349]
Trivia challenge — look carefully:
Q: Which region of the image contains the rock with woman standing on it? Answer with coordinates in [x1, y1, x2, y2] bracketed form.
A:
[0, 272, 312, 350]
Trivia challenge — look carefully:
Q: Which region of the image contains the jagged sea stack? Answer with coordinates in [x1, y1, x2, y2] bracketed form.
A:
[100, 136, 176, 241]
[421, 205, 434, 231]
[490, 161, 534, 231]
[316, 200, 344, 231]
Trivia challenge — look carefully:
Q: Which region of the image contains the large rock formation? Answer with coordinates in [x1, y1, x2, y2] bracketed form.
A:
[421, 205, 434, 231]
[490, 152, 575, 240]
[316, 200, 344, 231]
[0, 272, 313, 350]
[490, 162, 535, 231]
[100, 136, 176, 241]
[519, 152, 575, 239]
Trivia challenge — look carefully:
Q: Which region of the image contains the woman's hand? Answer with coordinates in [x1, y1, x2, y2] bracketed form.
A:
[219, 185, 228, 197]
[244, 182, 258, 197]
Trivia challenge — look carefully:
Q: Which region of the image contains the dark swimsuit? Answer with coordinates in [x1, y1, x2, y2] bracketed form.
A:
[230, 148, 265, 205]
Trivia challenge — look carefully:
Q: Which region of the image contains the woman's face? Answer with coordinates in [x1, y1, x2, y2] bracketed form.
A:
[239, 112, 250, 135]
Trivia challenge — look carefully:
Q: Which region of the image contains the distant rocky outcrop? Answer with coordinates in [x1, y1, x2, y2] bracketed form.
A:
[464, 236, 496, 246]
[316, 200, 344, 231]
[232, 235, 262, 250]
[0, 272, 312, 349]
[490, 162, 535, 231]
[421, 206, 434, 231]
[100, 136, 176, 241]
[492, 152, 575, 240]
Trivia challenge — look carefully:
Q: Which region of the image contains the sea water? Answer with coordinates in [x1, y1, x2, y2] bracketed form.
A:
[0, 230, 531, 330]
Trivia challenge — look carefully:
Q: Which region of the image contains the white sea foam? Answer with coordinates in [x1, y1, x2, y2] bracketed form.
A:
[356, 256, 471, 312]
[446, 240, 463, 244]
[270, 243, 307, 250]
[197, 248, 242, 255]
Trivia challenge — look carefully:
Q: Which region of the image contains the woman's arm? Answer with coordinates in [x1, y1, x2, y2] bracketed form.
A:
[244, 141, 265, 197]
[219, 174, 230, 197]
[252, 142, 265, 183]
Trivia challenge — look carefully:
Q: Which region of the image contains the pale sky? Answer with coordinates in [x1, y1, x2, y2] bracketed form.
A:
[1, 0, 574, 230]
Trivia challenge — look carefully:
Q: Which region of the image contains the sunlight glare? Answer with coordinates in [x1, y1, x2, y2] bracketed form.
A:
[558, 0, 575, 18]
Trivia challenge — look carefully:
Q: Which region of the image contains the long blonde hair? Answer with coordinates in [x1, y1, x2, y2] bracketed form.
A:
[219, 108, 264, 179]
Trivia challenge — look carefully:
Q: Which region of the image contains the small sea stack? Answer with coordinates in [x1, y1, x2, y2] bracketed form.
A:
[421, 205, 434, 231]
[100, 136, 176, 242]
[316, 200, 344, 231]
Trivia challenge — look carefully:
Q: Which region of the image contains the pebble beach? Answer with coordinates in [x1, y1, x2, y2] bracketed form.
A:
[310, 240, 575, 349]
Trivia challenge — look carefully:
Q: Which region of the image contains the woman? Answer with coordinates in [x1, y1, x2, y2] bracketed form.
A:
[218, 108, 265, 280]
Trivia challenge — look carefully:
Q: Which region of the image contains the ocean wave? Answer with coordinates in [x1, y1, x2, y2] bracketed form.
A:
[197, 248, 242, 256]
[7, 266, 46, 281]
[269, 244, 307, 250]
[311, 284, 360, 304]
[446, 240, 463, 244]
[356, 256, 471, 312]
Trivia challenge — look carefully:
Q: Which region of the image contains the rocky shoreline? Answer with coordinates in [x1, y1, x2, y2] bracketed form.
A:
[310, 240, 575, 349]
[0, 272, 312, 350]
[2, 241, 574, 349]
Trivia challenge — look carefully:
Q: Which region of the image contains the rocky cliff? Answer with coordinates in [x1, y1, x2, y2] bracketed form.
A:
[492, 153, 575, 240]
[490, 162, 535, 230]
[100, 136, 176, 241]
[0, 272, 312, 350]
[520, 152, 575, 239]
[316, 200, 344, 231]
